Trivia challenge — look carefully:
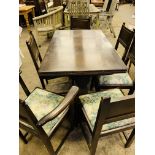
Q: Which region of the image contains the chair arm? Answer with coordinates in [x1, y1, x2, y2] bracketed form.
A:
[37, 86, 79, 126]
[59, 26, 70, 30]
[100, 12, 114, 17]
[33, 6, 63, 21]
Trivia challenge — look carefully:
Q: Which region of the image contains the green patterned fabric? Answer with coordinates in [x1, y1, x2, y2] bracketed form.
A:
[99, 73, 133, 86]
[79, 89, 135, 132]
[25, 88, 64, 134]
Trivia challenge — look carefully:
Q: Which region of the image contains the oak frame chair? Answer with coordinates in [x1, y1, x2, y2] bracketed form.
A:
[115, 22, 135, 61]
[124, 36, 135, 66]
[79, 89, 135, 155]
[70, 16, 91, 30]
[26, 31, 72, 94]
[92, 24, 135, 92]
[68, 0, 89, 17]
[19, 73, 79, 155]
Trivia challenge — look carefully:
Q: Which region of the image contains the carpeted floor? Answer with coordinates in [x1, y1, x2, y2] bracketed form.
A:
[19, 4, 135, 155]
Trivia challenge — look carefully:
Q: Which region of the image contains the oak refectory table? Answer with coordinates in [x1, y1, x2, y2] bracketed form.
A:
[39, 30, 127, 92]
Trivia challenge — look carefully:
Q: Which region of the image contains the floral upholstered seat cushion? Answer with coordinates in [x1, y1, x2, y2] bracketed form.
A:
[99, 73, 133, 86]
[79, 89, 135, 132]
[25, 88, 64, 134]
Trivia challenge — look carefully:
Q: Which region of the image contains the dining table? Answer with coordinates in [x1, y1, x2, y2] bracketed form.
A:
[39, 30, 127, 93]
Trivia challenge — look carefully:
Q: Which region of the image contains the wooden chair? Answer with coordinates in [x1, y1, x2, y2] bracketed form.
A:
[33, 6, 63, 46]
[68, 0, 89, 17]
[94, 35, 135, 92]
[70, 16, 91, 30]
[115, 23, 135, 61]
[19, 73, 79, 155]
[99, 0, 118, 37]
[79, 89, 135, 155]
[26, 31, 72, 94]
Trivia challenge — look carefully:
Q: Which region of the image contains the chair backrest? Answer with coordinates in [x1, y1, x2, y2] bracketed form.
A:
[126, 36, 135, 66]
[33, 6, 63, 30]
[19, 73, 30, 96]
[26, 31, 42, 71]
[68, 0, 89, 17]
[93, 94, 135, 134]
[70, 16, 91, 29]
[19, 99, 41, 136]
[115, 23, 135, 60]
[19, 74, 45, 136]
[53, 0, 62, 7]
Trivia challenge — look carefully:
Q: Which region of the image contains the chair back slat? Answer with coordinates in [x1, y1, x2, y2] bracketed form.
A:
[68, 0, 89, 17]
[115, 23, 135, 61]
[26, 31, 42, 71]
[94, 94, 135, 129]
[19, 74, 30, 96]
[33, 6, 63, 29]
[104, 95, 135, 123]
[117, 23, 134, 49]
[128, 36, 135, 65]
[70, 16, 91, 30]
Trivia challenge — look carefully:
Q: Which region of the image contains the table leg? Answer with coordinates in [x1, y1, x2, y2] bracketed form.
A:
[73, 76, 92, 95]
[24, 13, 31, 32]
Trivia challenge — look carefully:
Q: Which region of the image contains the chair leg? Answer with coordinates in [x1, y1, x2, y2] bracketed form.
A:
[90, 77, 95, 91]
[107, 17, 116, 38]
[19, 130, 28, 144]
[90, 135, 100, 155]
[46, 79, 49, 84]
[125, 128, 135, 148]
[42, 138, 55, 155]
[115, 40, 119, 50]
[40, 77, 46, 89]
[128, 81, 135, 95]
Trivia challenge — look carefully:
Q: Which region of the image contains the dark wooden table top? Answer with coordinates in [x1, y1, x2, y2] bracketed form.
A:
[39, 30, 127, 77]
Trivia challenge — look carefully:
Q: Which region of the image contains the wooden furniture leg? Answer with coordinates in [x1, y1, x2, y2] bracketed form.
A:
[125, 128, 135, 148]
[19, 130, 28, 144]
[32, 8, 35, 17]
[24, 13, 30, 31]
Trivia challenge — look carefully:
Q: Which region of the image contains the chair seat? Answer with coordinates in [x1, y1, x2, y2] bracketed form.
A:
[25, 88, 65, 134]
[99, 73, 133, 87]
[79, 89, 135, 132]
[37, 26, 55, 32]
[37, 23, 62, 32]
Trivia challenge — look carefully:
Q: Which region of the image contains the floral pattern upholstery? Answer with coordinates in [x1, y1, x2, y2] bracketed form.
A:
[79, 89, 135, 132]
[25, 88, 65, 134]
[99, 73, 133, 86]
